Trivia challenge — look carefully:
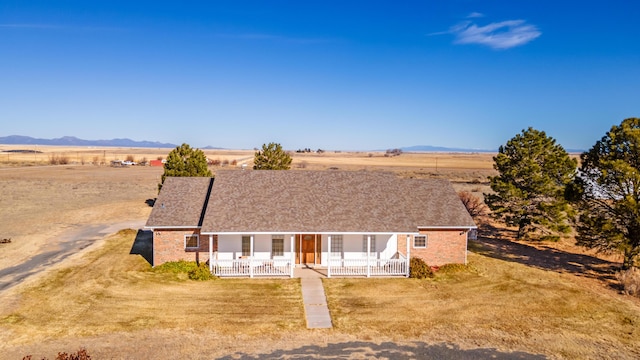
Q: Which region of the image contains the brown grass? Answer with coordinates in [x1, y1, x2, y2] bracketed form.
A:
[1, 230, 304, 341]
[1, 231, 639, 358]
[325, 243, 640, 359]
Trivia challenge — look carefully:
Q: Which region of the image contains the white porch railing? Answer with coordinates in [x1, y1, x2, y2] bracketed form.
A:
[212, 256, 408, 278]
[212, 258, 292, 277]
[328, 257, 408, 277]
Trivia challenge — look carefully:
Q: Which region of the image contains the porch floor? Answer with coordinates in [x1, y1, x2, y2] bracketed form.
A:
[293, 266, 327, 278]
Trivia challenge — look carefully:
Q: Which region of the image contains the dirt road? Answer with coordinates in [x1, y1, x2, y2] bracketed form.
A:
[0, 220, 145, 292]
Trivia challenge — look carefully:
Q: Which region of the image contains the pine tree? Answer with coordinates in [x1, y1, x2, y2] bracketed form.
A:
[572, 118, 640, 269]
[159, 143, 212, 191]
[486, 127, 577, 240]
[253, 142, 292, 170]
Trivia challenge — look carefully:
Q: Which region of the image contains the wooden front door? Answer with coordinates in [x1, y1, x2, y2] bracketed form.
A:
[296, 234, 320, 265]
[302, 234, 315, 264]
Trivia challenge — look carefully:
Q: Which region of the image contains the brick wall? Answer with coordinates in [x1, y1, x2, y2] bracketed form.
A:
[408, 229, 468, 266]
[153, 229, 214, 266]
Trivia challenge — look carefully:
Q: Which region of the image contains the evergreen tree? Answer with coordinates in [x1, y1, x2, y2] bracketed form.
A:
[253, 142, 292, 170]
[159, 143, 212, 191]
[486, 127, 577, 240]
[571, 118, 640, 269]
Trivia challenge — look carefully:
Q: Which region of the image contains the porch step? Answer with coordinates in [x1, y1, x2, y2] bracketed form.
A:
[300, 277, 332, 329]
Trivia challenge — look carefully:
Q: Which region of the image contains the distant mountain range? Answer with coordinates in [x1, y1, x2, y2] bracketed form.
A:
[0, 135, 583, 153]
[0, 135, 180, 148]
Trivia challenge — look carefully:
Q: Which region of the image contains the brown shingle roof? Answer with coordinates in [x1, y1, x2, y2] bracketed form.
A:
[145, 177, 213, 228]
[200, 170, 475, 233]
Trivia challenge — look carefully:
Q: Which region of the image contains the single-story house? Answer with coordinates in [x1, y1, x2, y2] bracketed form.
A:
[145, 170, 476, 277]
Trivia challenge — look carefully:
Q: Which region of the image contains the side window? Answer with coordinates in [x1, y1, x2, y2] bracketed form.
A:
[331, 235, 343, 257]
[413, 235, 427, 248]
[185, 234, 199, 249]
[272, 236, 284, 257]
[242, 236, 251, 256]
[362, 235, 376, 253]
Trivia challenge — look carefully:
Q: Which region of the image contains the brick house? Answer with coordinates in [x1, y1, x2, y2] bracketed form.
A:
[145, 170, 476, 277]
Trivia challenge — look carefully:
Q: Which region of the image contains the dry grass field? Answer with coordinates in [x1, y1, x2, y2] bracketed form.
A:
[0, 145, 638, 359]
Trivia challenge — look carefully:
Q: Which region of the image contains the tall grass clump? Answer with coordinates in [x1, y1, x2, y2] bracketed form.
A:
[617, 267, 640, 297]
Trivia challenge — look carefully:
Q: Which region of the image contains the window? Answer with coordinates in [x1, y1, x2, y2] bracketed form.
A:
[414, 235, 427, 248]
[330, 235, 343, 257]
[362, 235, 376, 253]
[242, 236, 251, 256]
[185, 234, 199, 249]
[272, 235, 284, 257]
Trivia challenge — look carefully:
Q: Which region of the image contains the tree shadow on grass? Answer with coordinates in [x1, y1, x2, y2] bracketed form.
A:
[472, 222, 621, 290]
[130, 229, 153, 266]
[217, 341, 546, 360]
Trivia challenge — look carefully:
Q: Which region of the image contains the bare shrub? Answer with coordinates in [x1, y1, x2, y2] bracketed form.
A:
[22, 348, 91, 360]
[49, 154, 70, 165]
[458, 191, 489, 219]
[230, 159, 237, 166]
[222, 159, 229, 166]
[385, 148, 402, 157]
[617, 267, 640, 297]
[125, 154, 135, 162]
[297, 160, 308, 169]
[92, 156, 100, 165]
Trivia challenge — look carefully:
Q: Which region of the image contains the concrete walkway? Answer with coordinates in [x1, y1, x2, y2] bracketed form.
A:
[297, 268, 332, 329]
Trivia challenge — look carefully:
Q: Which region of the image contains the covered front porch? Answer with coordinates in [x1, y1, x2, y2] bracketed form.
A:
[203, 232, 413, 278]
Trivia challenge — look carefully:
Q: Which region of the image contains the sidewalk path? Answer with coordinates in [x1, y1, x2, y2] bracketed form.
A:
[299, 270, 332, 329]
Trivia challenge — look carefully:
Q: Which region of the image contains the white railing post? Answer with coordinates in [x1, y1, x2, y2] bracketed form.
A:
[250, 235, 254, 278]
[290, 234, 295, 278]
[209, 235, 213, 274]
[327, 235, 332, 278]
[366, 235, 371, 278]
[406, 234, 411, 277]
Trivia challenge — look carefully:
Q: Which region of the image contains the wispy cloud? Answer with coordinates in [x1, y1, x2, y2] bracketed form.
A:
[430, 17, 541, 50]
[467, 12, 485, 19]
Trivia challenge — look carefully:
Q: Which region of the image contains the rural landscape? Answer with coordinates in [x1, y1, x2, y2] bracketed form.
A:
[3, 1, 639, 359]
[0, 140, 639, 359]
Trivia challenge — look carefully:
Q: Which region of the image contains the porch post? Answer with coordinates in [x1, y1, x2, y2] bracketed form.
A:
[406, 234, 411, 278]
[250, 235, 254, 278]
[290, 234, 295, 278]
[327, 235, 332, 278]
[209, 235, 213, 274]
[366, 235, 371, 278]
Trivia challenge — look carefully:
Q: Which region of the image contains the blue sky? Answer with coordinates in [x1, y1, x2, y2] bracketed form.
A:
[1, 1, 638, 151]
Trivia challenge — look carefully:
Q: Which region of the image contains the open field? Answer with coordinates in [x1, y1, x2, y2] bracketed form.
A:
[0, 143, 495, 173]
[0, 145, 637, 358]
